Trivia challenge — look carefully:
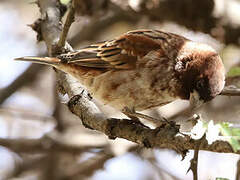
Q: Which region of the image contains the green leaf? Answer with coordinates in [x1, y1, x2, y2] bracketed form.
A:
[219, 123, 240, 152]
[229, 137, 240, 152]
[232, 128, 240, 135]
[60, 0, 70, 5]
[227, 67, 240, 77]
[216, 178, 229, 180]
[219, 122, 231, 136]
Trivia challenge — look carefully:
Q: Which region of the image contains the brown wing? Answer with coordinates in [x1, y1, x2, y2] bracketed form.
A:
[58, 29, 185, 69]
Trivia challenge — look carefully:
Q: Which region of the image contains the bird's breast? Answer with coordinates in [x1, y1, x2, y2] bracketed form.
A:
[86, 64, 180, 111]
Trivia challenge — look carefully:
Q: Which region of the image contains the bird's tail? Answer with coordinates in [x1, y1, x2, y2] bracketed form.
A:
[14, 56, 61, 66]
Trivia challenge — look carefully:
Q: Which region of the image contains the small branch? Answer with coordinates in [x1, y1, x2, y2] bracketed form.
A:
[57, 1, 75, 49]
[13, 155, 47, 177]
[0, 136, 103, 154]
[225, 76, 240, 88]
[187, 135, 205, 180]
[53, 82, 65, 132]
[38, 0, 73, 55]
[41, 152, 59, 180]
[0, 64, 45, 105]
[62, 149, 113, 179]
[0, 107, 54, 122]
[220, 86, 240, 96]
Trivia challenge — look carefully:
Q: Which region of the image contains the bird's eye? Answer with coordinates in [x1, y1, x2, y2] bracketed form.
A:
[196, 79, 205, 90]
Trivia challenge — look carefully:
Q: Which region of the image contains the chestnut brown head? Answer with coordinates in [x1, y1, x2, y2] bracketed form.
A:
[176, 41, 225, 109]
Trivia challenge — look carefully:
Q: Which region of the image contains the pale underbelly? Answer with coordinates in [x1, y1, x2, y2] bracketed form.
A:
[86, 70, 178, 111]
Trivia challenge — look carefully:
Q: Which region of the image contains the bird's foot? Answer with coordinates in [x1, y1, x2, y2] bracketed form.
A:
[122, 107, 170, 127]
[122, 107, 149, 128]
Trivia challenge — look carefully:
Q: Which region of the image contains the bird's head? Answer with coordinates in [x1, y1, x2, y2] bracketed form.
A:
[176, 41, 225, 110]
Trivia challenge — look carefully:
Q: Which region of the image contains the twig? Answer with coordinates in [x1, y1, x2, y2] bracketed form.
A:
[53, 81, 65, 132]
[13, 155, 48, 177]
[0, 107, 54, 122]
[149, 160, 181, 180]
[0, 135, 104, 154]
[187, 135, 205, 180]
[236, 158, 240, 180]
[220, 86, 240, 96]
[38, 0, 73, 55]
[62, 149, 113, 179]
[0, 64, 45, 105]
[57, 1, 75, 49]
[41, 152, 59, 180]
[134, 148, 181, 180]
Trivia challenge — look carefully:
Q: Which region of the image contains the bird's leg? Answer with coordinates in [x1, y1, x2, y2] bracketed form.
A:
[122, 107, 168, 127]
[122, 107, 141, 122]
[122, 108, 155, 128]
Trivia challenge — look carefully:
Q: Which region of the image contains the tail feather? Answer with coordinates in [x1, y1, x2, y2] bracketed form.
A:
[14, 56, 61, 66]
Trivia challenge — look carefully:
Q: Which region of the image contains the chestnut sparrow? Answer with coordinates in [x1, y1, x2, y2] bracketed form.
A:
[15, 29, 225, 115]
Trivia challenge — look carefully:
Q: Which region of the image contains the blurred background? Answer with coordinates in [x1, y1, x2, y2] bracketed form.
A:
[0, 0, 240, 179]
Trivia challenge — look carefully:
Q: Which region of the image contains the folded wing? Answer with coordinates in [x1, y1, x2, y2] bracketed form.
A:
[59, 29, 176, 69]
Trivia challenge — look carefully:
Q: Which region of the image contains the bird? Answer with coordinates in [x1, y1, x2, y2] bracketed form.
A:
[15, 29, 225, 121]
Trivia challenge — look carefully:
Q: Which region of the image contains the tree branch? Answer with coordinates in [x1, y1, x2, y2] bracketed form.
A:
[57, 1, 75, 49]
[0, 136, 103, 154]
[221, 85, 240, 96]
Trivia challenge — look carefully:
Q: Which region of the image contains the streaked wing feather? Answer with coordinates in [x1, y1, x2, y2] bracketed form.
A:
[59, 29, 177, 69]
[74, 61, 112, 68]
